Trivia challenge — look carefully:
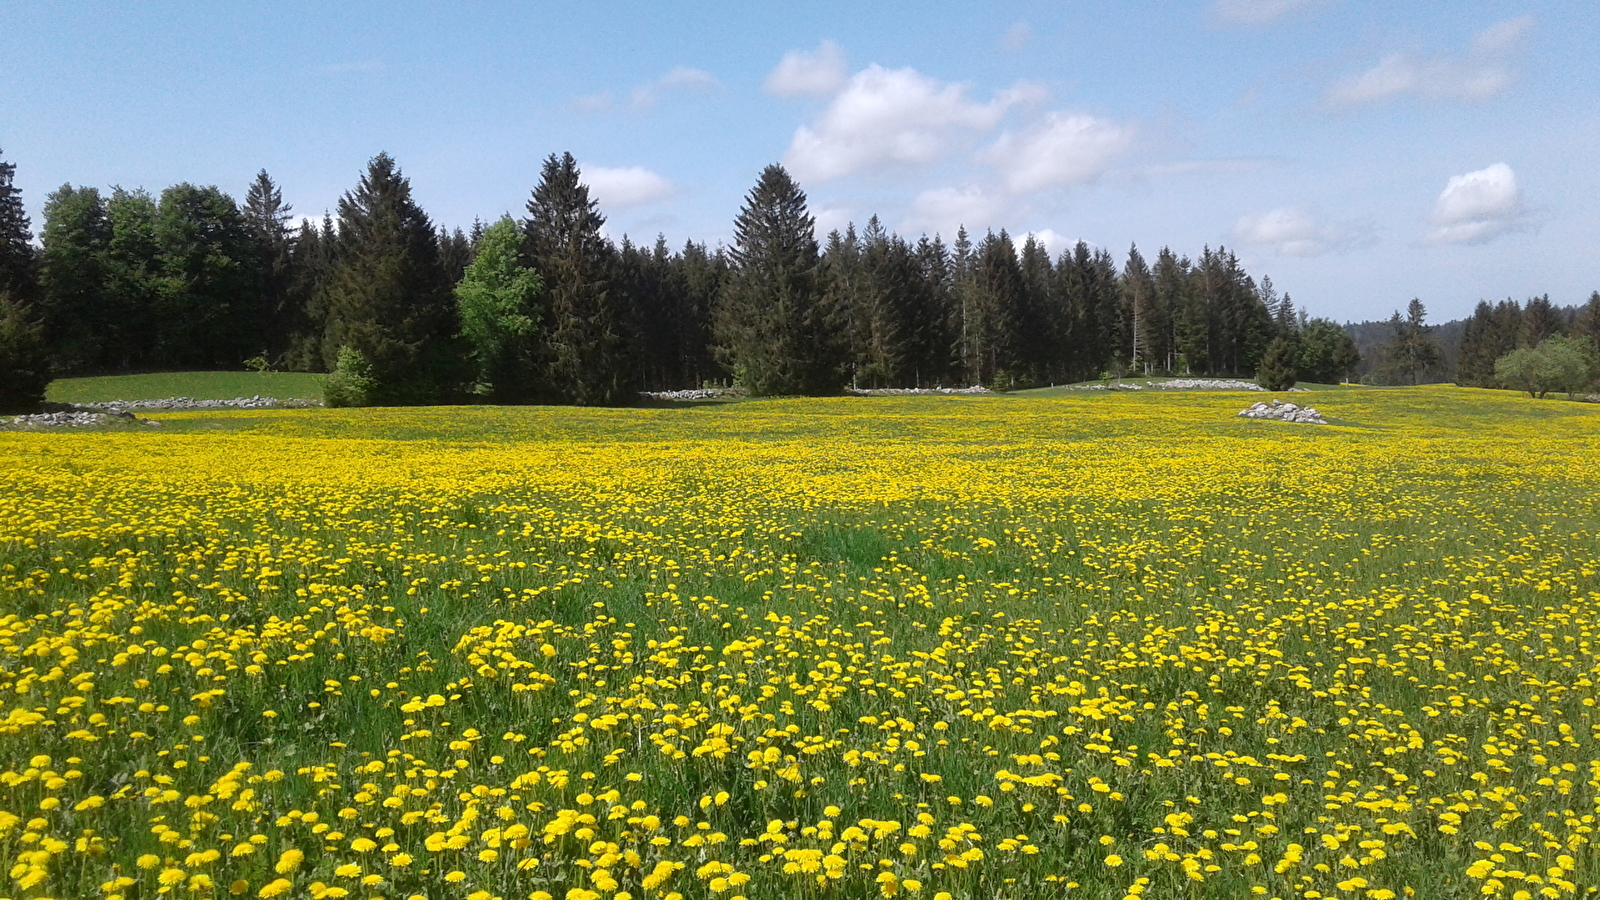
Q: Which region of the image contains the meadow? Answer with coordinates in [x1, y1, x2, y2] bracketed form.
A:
[1, 387, 1597, 900]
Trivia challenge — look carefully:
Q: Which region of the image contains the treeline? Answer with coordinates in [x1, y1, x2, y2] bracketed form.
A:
[2, 148, 1353, 409]
[1455, 294, 1600, 388]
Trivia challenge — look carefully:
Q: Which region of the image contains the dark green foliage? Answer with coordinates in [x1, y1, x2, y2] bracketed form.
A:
[322, 153, 460, 405]
[717, 164, 842, 396]
[1255, 335, 1298, 391]
[0, 150, 36, 301]
[281, 215, 335, 372]
[323, 345, 376, 407]
[0, 291, 50, 413]
[38, 184, 112, 373]
[1122, 245, 1157, 375]
[242, 171, 296, 362]
[102, 188, 162, 369]
[1379, 299, 1443, 385]
[455, 216, 542, 401]
[154, 183, 258, 368]
[1295, 318, 1361, 384]
[965, 231, 1024, 388]
[1578, 292, 1600, 349]
[1520, 294, 1564, 347]
[525, 152, 632, 406]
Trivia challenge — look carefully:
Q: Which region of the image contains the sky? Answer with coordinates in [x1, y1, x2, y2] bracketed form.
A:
[2, 0, 1596, 323]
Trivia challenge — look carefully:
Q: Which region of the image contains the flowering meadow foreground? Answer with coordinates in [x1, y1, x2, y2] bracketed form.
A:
[1, 388, 1598, 900]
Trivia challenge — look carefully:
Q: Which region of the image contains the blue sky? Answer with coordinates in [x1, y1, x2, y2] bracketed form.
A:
[2, 0, 1596, 322]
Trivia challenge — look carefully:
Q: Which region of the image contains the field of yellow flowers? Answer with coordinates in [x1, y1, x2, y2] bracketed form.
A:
[1, 387, 1598, 900]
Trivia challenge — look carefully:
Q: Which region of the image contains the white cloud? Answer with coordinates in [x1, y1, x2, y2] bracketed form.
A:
[782, 65, 1038, 183]
[1233, 206, 1346, 257]
[577, 66, 720, 113]
[1024, 229, 1081, 257]
[903, 184, 1008, 237]
[630, 66, 719, 110]
[765, 40, 848, 97]
[812, 205, 854, 237]
[999, 22, 1034, 51]
[1213, 0, 1318, 25]
[1425, 163, 1523, 245]
[980, 112, 1134, 194]
[1327, 17, 1530, 105]
[584, 166, 674, 209]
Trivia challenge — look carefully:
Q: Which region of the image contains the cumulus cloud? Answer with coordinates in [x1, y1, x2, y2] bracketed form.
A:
[576, 66, 720, 113]
[782, 65, 1041, 183]
[765, 40, 848, 97]
[1425, 163, 1523, 245]
[812, 205, 855, 237]
[1327, 17, 1531, 105]
[1232, 206, 1348, 257]
[1023, 229, 1084, 258]
[903, 184, 1008, 237]
[1212, 0, 1319, 25]
[583, 166, 674, 209]
[980, 112, 1134, 194]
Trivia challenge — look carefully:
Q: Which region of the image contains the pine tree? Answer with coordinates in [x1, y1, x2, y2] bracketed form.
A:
[281, 216, 333, 371]
[1256, 335, 1298, 391]
[1520, 294, 1563, 347]
[0, 291, 50, 413]
[1379, 299, 1442, 385]
[524, 152, 630, 405]
[321, 153, 459, 404]
[455, 216, 542, 401]
[1578, 291, 1600, 351]
[968, 231, 1024, 388]
[1152, 248, 1190, 373]
[667, 239, 725, 388]
[38, 184, 112, 373]
[1122, 245, 1155, 375]
[717, 164, 841, 396]
[0, 149, 36, 301]
[1454, 301, 1500, 386]
[242, 170, 295, 362]
[439, 226, 474, 287]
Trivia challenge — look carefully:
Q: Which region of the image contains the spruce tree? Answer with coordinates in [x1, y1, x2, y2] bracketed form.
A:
[968, 231, 1024, 388]
[717, 164, 841, 396]
[1520, 294, 1563, 347]
[525, 152, 631, 405]
[1121, 245, 1155, 375]
[322, 153, 459, 404]
[0, 291, 50, 413]
[1578, 291, 1600, 351]
[0, 149, 36, 301]
[242, 170, 295, 362]
[1256, 335, 1298, 391]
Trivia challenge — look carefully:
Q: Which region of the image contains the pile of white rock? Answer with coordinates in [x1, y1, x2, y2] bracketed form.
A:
[78, 395, 319, 412]
[1237, 399, 1328, 425]
[639, 387, 748, 401]
[850, 386, 992, 395]
[1155, 378, 1266, 391]
[5, 410, 159, 428]
[1070, 382, 1144, 391]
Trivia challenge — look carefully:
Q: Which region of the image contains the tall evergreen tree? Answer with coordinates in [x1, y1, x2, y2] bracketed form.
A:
[439, 226, 474, 287]
[967, 231, 1024, 387]
[242, 170, 295, 362]
[1520, 294, 1564, 347]
[1578, 291, 1600, 351]
[666, 239, 725, 388]
[0, 291, 50, 413]
[1379, 298, 1443, 385]
[1454, 301, 1500, 386]
[38, 185, 112, 373]
[1121, 245, 1156, 375]
[1152, 247, 1190, 374]
[281, 215, 334, 371]
[0, 149, 36, 301]
[717, 164, 841, 395]
[322, 153, 459, 404]
[525, 152, 631, 405]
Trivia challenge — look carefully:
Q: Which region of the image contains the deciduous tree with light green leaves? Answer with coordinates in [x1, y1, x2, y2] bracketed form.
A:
[1494, 335, 1599, 399]
[455, 216, 543, 402]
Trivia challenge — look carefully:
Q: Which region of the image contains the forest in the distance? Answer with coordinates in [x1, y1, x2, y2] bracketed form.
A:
[1, 147, 1594, 408]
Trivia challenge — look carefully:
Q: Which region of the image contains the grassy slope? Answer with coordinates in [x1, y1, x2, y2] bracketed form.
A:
[46, 371, 324, 403]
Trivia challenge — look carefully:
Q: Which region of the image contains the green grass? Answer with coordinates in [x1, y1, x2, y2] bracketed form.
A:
[46, 370, 324, 403]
